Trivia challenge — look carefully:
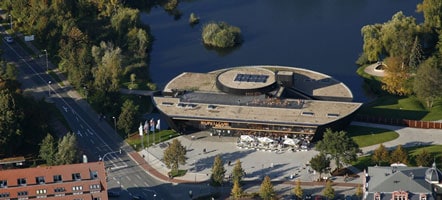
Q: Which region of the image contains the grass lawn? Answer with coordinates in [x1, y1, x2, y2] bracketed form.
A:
[126, 129, 180, 150]
[352, 145, 442, 171]
[356, 65, 442, 121]
[346, 125, 399, 147]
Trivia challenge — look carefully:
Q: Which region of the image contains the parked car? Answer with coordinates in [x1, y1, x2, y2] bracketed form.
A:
[3, 36, 13, 43]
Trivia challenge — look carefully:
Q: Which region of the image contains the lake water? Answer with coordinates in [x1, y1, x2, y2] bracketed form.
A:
[141, 0, 422, 102]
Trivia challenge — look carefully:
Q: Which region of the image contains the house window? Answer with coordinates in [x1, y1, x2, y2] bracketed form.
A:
[0, 180, 7, 188]
[17, 178, 26, 186]
[53, 174, 62, 183]
[90, 184, 100, 189]
[72, 173, 81, 181]
[72, 186, 83, 191]
[54, 187, 66, 192]
[17, 191, 28, 196]
[93, 198, 101, 200]
[0, 193, 10, 198]
[36, 176, 45, 184]
[420, 194, 427, 200]
[36, 189, 47, 194]
[91, 171, 98, 179]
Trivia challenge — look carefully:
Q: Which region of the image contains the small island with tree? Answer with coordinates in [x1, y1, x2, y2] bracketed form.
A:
[201, 21, 243, 48]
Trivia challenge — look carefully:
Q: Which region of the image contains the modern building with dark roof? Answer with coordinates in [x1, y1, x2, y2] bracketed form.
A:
[363, 164, 442, 200]
[153, 66, 362, 142]
[0, 162, 108, 200]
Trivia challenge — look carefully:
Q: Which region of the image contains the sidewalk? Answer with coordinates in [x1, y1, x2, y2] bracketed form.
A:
[129, 132, 364, 189]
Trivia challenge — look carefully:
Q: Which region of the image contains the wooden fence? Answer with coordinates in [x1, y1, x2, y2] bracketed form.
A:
[354, 115, 442, 129]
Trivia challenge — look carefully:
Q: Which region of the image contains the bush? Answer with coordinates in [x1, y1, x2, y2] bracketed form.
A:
[189, 13, 200, 25]
[202, 22, 242, 48]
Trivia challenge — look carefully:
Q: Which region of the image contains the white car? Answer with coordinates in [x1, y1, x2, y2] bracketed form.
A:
[3, 36, 13, 43]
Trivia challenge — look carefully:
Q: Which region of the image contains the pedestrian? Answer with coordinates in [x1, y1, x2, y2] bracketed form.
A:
[228, 161, 231, 166]
[203, 148, 206, 153]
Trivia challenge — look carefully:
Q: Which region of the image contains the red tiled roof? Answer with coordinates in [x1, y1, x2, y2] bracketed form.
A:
[0, 162, 108, 199]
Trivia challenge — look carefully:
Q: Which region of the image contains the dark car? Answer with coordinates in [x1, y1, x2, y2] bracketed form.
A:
[107, 190, 120, 197]
[132, 195, 143, 200]
[3, 36, 13, 43]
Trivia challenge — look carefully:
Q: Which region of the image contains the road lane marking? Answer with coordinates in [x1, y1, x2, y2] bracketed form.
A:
[90, 139, 95, 144]
[126, 176, 132, 181]
[136, 174, 142, 180]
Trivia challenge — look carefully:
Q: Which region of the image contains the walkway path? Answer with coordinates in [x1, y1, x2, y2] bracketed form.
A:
[364, 62, 385, 77]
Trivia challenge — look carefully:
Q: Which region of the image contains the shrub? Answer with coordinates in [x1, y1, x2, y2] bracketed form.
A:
[189, 13, 200, 25]
[202, 21, 242, 48]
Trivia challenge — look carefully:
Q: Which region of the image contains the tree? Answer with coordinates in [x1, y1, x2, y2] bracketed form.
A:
[417, 0, 442, 29]
[293, 179, 303, 200]
[231, 179, 242, 199]
[315, 129, 360, 170]
[210, 155, 226, 186]
[372, 144, 390, 166]
[413, 56, 442, 108]
[361, 24, 384, 62]
[415, 149, 432, 167]
[0, 88, 25, 155]
[92, 41, 123, 93]
[390, 145, 408, 164]
[355, 184, 363, 199]
[322, 180, 335, 200]
[202, 22, 242, 48]
[232, 160, 245, 184]
[117, 99, 139, 136]
[309, 153, 330, 180]
[163, 139, 187, 174]
[259, 175, 275, 200]
[39, 133, 57, 166]
[55, 133, 77, 165]
[381, 56, 413, 96]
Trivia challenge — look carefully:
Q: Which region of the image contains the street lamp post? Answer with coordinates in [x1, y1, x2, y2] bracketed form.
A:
[8, 14, 12, 30]
[43, 50, 48, 73]
[112, 116, 117, 134]
[48, 81, 51, 96]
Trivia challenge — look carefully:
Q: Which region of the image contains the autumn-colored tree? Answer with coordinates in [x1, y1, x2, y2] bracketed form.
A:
[231, 179, 242, 199]
[322, 180, 335, 200]
[390, 145, 408, 164]
[163, 139, 187, 174]
[210, 155, 226, 186]
[372, 144, 390, 166]
[355, 184, 363, 199]
[381, 56, 413, 96]
[259, 176, 275, 200]
[415, 149, 432, 167]
[293, 179, 303, 200]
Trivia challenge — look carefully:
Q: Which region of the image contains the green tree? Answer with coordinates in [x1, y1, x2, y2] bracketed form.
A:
[189, 12, 199, 25]
[232, 160, 245, 184]
[210, 155, 226, 186]
[92, 41, 123, 93]
[39, 133, 57, 166]
[413, 56, 442, 108]
[417, 0, 442, 29]
[315, 129, 360, 170]
[415, 149, 432, 167]
[0, 88, 25, 155]
[372, 144, 390, 166]
[163, 139, 187, 174]
[202, 22, 242, 48]
[390, 145, 408, 164]
[55, 133, 77, 165]
[322, 180, 335, 200]
[361, 24, 384, 62]
[309, 153, 330, 180]
[259, 175, 275, 200]
[117, 99, 139, 136]
[231, 179, 243, 199]
[293, 179, 303, 200]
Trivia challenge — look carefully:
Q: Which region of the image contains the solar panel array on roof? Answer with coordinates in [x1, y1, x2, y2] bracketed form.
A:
[234, 74, 268, 83]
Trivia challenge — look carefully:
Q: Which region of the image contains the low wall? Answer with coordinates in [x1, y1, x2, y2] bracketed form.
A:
[354, 115, 442, 129]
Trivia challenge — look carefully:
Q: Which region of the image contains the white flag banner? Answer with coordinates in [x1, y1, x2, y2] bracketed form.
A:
[143, 120, 149, 133]
[138, 123, 143, 136]
[156, 119, 161, 130]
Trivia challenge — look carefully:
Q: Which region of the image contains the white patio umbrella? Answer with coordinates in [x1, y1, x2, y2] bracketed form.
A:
[240, 135, 255, 142]
[258, 137, 274, 144]
[283, 138, 300, 146]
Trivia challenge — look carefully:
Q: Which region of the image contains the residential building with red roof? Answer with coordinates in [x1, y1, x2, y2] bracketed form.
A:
[0, 161, 108, 200]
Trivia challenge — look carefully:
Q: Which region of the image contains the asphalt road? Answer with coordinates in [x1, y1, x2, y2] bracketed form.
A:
[0, 31, 179, 199]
